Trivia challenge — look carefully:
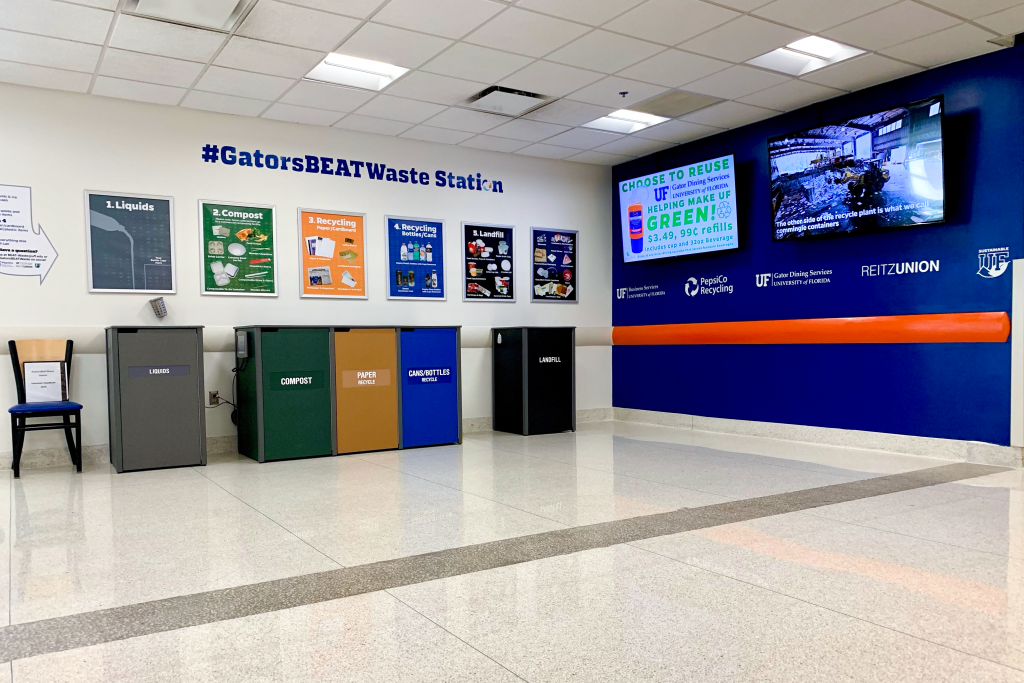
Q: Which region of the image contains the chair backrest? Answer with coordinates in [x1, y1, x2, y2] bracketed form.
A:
[8, 339, 73, 404]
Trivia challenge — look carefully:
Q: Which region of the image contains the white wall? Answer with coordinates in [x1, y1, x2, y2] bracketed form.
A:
[0, 83, 612, 454]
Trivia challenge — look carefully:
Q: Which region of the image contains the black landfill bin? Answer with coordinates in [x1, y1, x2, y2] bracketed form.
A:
[105, 326, 207, 472]
[492, 327, 575, 436]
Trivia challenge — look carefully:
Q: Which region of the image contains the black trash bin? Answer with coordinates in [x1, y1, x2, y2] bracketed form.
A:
[105, 326, 207, 472]
[491, 327, 575, 436]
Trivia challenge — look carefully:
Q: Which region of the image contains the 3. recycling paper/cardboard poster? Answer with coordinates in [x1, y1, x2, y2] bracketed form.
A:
[462, 222, 514, 302]
[200, 200, 277, 296]
[299, 209, 366, 298]
[531, 228, 577, 303]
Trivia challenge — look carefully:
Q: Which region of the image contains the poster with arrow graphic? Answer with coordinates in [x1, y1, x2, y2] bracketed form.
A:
[85, 191, 175, 293]
[0, 185, 57, 284]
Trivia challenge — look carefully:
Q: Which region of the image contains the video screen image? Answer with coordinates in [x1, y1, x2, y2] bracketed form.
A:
[769, 96, 945, 240]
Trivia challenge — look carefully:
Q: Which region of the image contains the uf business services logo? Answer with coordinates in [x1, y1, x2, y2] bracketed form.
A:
[978, 247, 1010, 278]
[616, 287, 627, 299]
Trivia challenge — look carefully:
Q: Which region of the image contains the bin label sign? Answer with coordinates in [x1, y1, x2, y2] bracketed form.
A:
[270, 371, 325, 390]
[341, 368, 391, 388]
[128, 365, 190, 378]
[406, 367, 452, 384]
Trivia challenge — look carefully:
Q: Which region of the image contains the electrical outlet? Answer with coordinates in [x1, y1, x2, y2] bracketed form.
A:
[209, 391, 220, 406]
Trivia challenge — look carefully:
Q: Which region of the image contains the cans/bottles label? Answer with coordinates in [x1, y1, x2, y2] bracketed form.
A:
[406, 367, 452, 384]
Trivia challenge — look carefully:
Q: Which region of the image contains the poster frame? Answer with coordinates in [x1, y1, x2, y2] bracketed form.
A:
[84, 189, 177, 294]
[384, 214, 447, 301]
[461, 221, 516, 303]
[530, 226, 579, 304]
[198, 199, 278, 298]
[297, 207, 369, 300]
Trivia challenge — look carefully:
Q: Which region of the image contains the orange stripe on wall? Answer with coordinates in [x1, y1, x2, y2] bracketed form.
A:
[612, 312, 1010, 346]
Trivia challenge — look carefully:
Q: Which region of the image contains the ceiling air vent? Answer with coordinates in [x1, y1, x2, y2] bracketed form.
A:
[464, 86, 550, 117]
[124, 0, 256, 32]
[629, 91, 722, 119]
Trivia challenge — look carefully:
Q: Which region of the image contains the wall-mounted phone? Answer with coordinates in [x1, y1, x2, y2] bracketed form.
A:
[235, 330, 249, 358]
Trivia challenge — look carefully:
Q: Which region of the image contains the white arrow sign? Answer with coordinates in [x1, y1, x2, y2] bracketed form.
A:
[0, 185, 58, 284]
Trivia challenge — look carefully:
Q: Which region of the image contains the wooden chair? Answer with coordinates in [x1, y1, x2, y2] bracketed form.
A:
[8, 340, 82, 478]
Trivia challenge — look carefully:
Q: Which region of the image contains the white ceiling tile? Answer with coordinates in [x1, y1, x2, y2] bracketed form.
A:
[262, 102, 343, 126]
[459, 135, 531, 153]
[927, 0, 1022, 20]
[679, 16, 806, 62]
[354, 94, 448, 123]
[681, 100, 778, 128]
[423, 107, 509, 133]
[566, 150, 633, 165]
[737, 79, 843, 110]
[334, 113, 413, 136]
[214, 37, 323, 78]
[594, 136, 671, 156]
[617, 50, 730, 88]
[373, 0, 502, 39]
[237, 1, 360, 51]
[487, 119, 571, 142]
[98, 49, 203, 88]
[880, 23, 1003, 67]
[109, 15, 224, 62]
[72, 0, 118, 8]
[463, 8, 590, 58]
[339, 23, 453, 68]
[523, 99, 613, 126]
[711, 0, 774, 8]
[606, 0, 740, 46]
[633, 119, 721, 143]
[800, 53, 920, 91]
[400, 125, 477, 144]
[683, 65, 790, 99]
[284, 0, 387, 19]
[977, 5, 1024, 34]
[182, 90, 269, 117]
[822, 2, 961, 51]
[195, 66, 296, 100]
[0, 0, 112, 44]
[547, 31, 664, 73]
[0, 29, 100, 73]
[279, 80, 375, 112]
[516, 0, 646, 26]
[384, 71, 486, 105]
[499, 61, 604, 97]
[422, 44, 534, 83]
[514, 143, 579, 159]
[752, 0, 899, 33]
[91, 76, 184, 105]
[543, 127, 624, 150]
[0, 59, 90, 92]
[564, 76, 668, 108]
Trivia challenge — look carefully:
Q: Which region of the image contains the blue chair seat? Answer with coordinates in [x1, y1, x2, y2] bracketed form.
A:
[9, 401, 83, 414]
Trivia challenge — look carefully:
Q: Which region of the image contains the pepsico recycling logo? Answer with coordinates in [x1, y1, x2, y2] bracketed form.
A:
[685, 277, 699, 296]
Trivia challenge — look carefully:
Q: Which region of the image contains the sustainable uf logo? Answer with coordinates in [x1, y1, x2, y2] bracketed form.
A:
[978, 247, 1010, 278]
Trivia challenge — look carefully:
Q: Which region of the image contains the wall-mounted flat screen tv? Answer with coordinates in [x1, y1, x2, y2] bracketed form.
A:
[769, 95, 945, 240]
[619, 154, 737, 263]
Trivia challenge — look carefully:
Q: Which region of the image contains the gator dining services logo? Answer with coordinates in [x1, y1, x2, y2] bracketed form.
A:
[755, 273, 771, 287]
[978, 247, 1010, 278]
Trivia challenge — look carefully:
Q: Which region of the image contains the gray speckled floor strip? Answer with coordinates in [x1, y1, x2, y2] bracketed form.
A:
[0, 462, 1004, 663]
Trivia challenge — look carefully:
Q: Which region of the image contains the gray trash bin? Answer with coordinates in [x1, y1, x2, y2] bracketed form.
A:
[106, 326, 207, 472]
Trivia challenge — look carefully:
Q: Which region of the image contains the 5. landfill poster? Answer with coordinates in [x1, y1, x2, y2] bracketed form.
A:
[386, 215, 445, 300]
[0, 184, 57, 284]
[86, 191, 175, 293]
[299, 209, 366, 298]
[462, 222, 514, 301]
[199, 200, 277, 296]
[531, 228, 577, 303]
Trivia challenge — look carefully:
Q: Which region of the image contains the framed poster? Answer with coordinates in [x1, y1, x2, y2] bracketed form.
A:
[298, 208, 367, 298]
[462, 222, 514, 301]
[531, 227, 577, 303]
[85, 191, 175, 293]
[386, 215, 445, 300]
[199, 201, 277, 297]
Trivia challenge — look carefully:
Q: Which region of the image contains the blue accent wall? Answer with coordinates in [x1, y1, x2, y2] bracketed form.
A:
[612, 45, 1024, 446]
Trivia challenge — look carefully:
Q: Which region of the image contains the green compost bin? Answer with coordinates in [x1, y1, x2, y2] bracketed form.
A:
[235, 326, 334, 462]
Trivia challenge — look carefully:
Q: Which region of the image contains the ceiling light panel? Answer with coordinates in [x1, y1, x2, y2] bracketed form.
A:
[746, 36, 863, 76]
[583, 109, 668, 134]
[127, 0, 254, 31]
[305, 53, 409, 91]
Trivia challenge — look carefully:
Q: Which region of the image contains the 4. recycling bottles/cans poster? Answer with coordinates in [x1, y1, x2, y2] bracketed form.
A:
[199, 200, 277, 296]
[86, 190, 175, 293]
[385, 215, 445, 300]
[298, 208, 366, 298]
[531, 227, 577, 303]
[462, 222, 514, 301]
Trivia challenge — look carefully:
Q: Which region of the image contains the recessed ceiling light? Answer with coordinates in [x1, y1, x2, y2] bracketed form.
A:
[304, 53, 409, 92]
[583, 109, 668, 134]
[124, 0, 254, 31]
[746, 36, 863, 76]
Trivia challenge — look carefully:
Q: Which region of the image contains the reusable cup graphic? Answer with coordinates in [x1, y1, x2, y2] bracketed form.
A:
[628, 203, 643, 253]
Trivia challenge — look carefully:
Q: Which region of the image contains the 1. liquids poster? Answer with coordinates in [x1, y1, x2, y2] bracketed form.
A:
[86, 191, 175, 293]
[299, 209, 366, 298]
[200, 201, 277, 296]
[386, 215, 445, 300]
[463, 222, 514, 301]
[532, 228, 577, 302]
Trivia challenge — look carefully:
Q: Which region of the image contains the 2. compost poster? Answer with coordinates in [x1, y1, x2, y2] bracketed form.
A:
[299, 209, 366, 298]
[200, 200, 277, 296]
[87, 191, 175, 292]
[532, 228, 577, 302]
[462, 222, 514, 301]
[386, 215, 445, 300]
